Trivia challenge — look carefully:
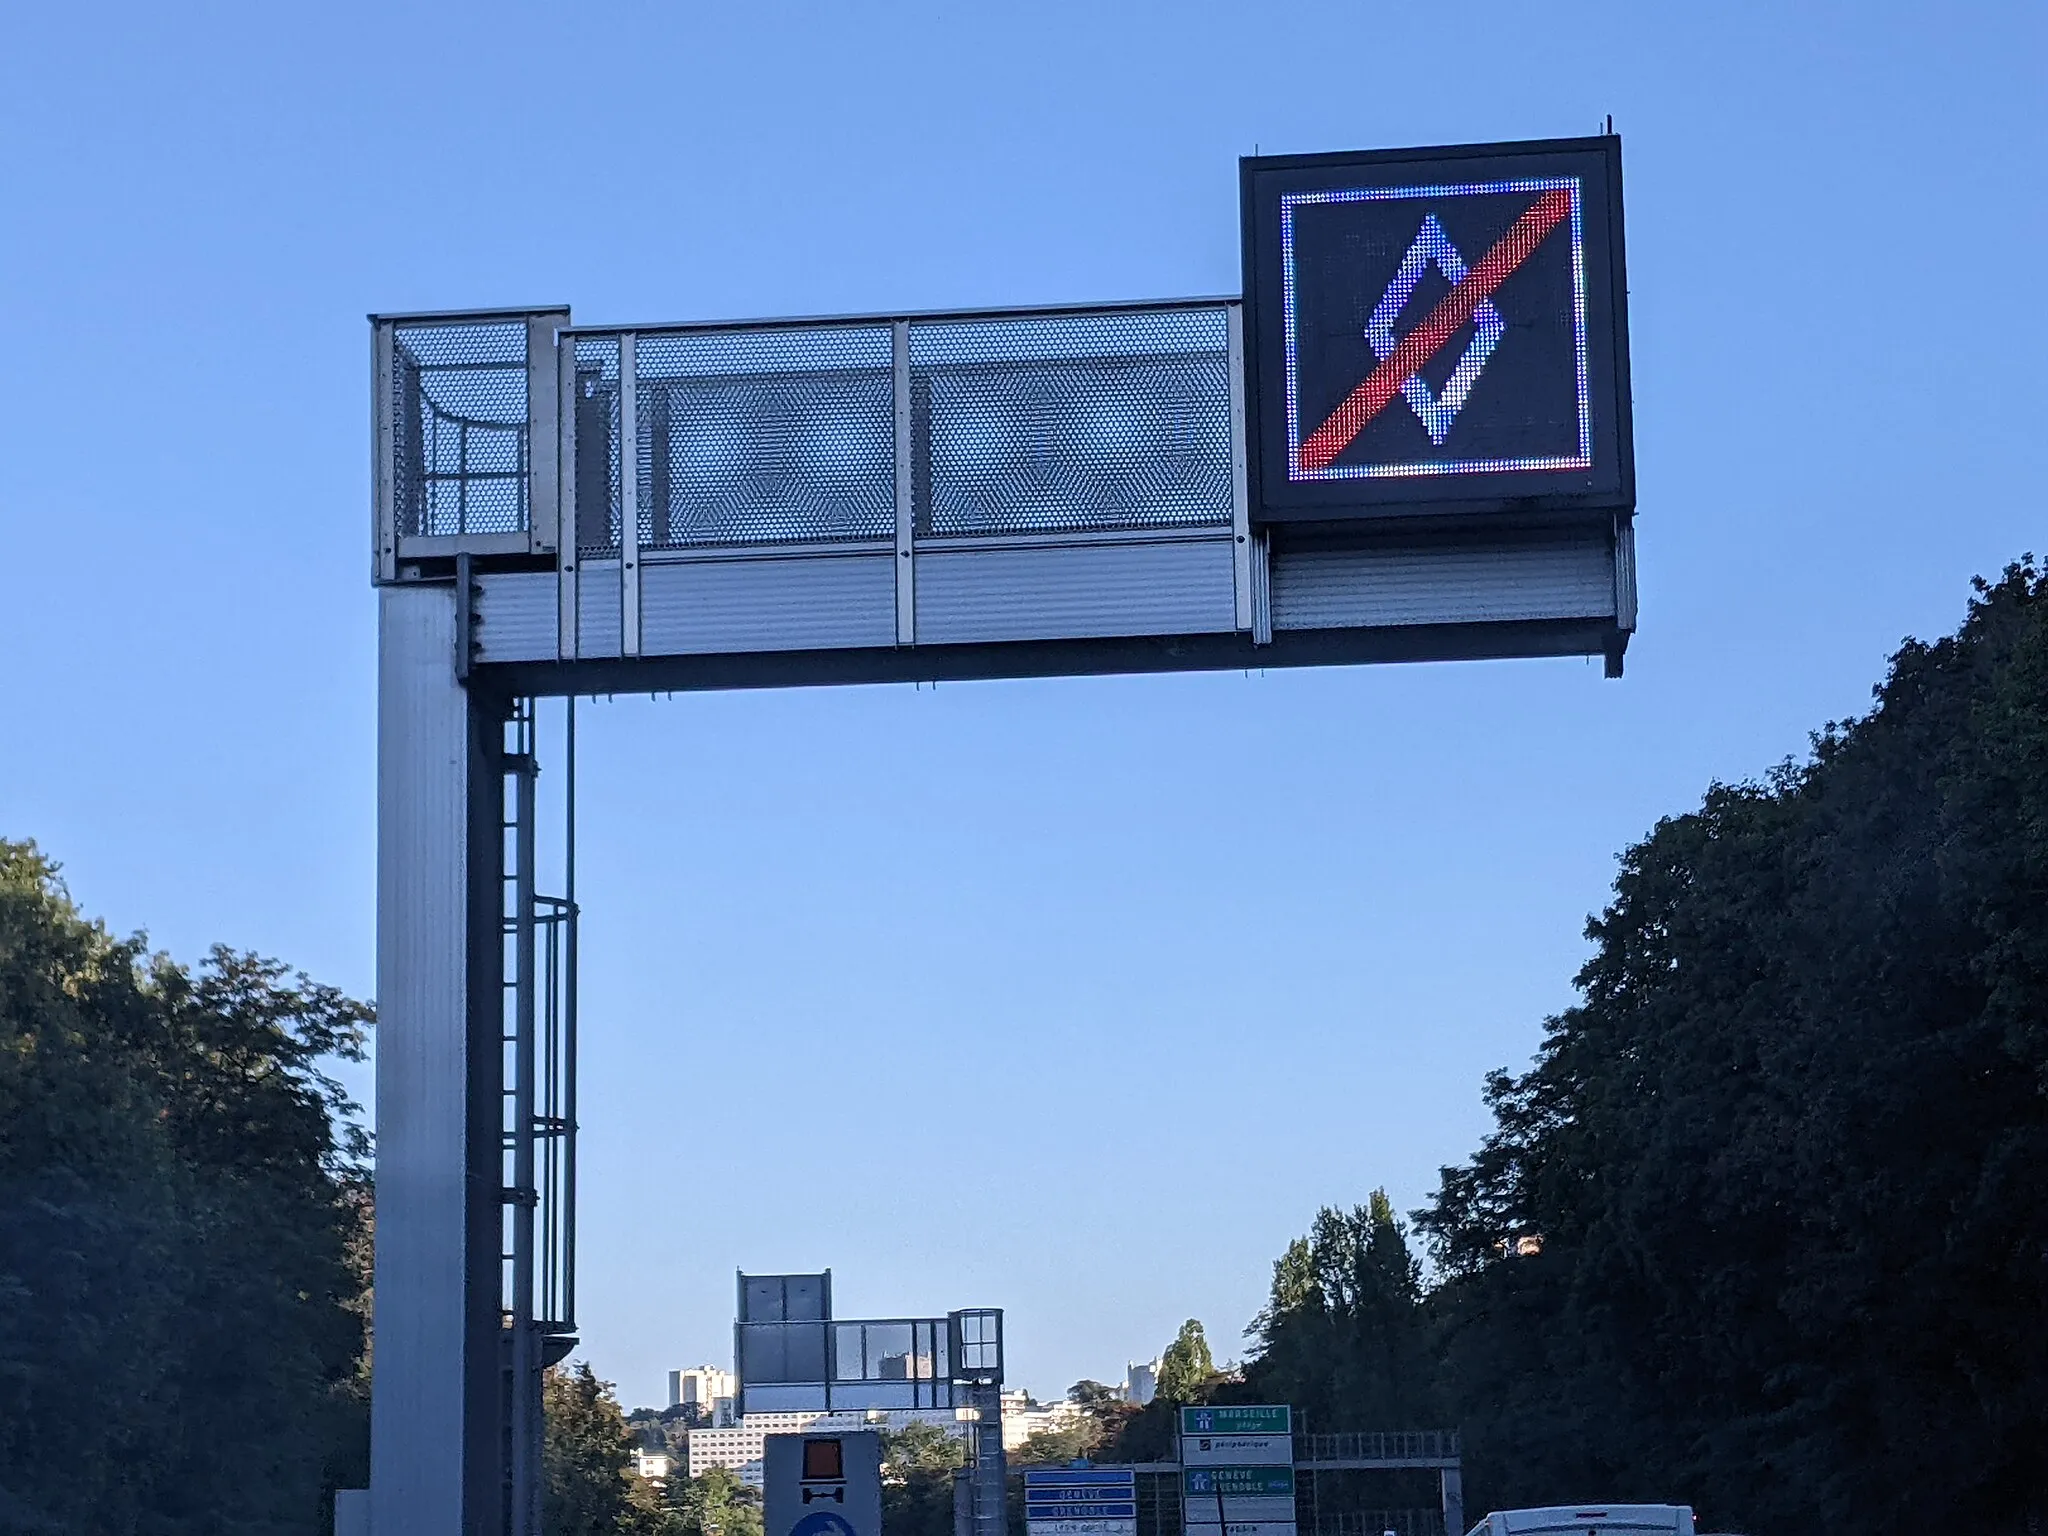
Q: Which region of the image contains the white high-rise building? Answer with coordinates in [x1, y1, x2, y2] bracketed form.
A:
[684, 1409, 970, 1488]
[1126, 1358, 1160, 1407]
[1001, 1394, 1087, 1451]
[668, 1364, 738, 1413]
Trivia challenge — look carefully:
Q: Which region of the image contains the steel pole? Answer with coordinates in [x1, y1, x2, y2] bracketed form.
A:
[510, 738, 540, 1536]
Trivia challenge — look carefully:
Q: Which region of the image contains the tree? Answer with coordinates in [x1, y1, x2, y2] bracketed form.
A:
[1010, 1420, 1096, 1466]
[669, 1463, 762, 1536]
[1413, 561, 2048, 1536]
[884, 1421, 968, 1477]
[0, 840, 372, 1534]
[1099, 1323, 1224, 1463]
[1068, 1381, 1138, 1455]
[543, 1361, 675, 1535]
[1244, 1193, 1435, 1430]
[1006, 1384, 1139, 1469]
[1155, 1320, 1216, 1405]
[880, 1422, 967, 1536]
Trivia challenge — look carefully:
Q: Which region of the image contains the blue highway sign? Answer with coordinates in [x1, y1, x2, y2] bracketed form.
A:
[1025, 1469, 1139, 1529]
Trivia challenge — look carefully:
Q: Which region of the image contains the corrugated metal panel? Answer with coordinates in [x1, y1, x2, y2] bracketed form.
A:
[373, 586, 475, 1535]
[1615, 519, 1638, 631]
[915, 538, 1235, 645]
[1270, 530, 1615, 631]
[473, 571, 557, 663]
[577, 562, 622, 657]
[639, 553, 894, 655]
[1250, 533, 1273, 646]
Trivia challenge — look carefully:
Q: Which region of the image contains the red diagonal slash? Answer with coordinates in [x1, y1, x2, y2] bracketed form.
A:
[1296, 185, 1575, 472]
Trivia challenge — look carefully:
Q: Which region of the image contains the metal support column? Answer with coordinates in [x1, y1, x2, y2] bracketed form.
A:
[504, 713, 542, 1536]
[499, 698, 581, 1536]
[967, 1382, 1008, 1536]
[556, 696, 580, 1345]
[893, 319, 915, 646]
[1438, 1467, 1463, 1536]
[1227, 302, 1255, 634]
[619, 334, 641, 658]
[373, 582, 508, 1536]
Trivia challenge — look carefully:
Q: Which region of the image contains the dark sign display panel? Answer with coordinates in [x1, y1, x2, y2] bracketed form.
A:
[1242, 136, 1632, 521]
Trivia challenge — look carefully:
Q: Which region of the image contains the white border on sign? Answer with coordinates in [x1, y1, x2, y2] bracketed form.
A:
[1278, 177, 1593, 482]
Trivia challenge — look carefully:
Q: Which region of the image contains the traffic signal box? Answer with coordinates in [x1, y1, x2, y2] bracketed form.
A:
[766, 1430, 884, 1536]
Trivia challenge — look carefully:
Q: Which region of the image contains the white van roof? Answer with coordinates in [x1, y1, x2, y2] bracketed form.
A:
[1478, 1506, 1696, 1536]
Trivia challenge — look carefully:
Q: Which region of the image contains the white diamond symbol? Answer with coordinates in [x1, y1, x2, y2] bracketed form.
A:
[1364, 215, 1506, 446]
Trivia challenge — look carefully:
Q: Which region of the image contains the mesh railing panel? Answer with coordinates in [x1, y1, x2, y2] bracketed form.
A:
[392, 320, 529, 537]
[1310, 1512, 1446, 1536]
[633, 326, 893, 547]
[1302, 1432, 1460, 1463]
[403, 305, 1239, 558]
[909, 307, 1231, 536]
[572, 337, 623, 556]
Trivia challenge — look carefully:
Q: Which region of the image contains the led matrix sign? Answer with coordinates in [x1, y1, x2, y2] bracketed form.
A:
[1241, 136, 1633, 521]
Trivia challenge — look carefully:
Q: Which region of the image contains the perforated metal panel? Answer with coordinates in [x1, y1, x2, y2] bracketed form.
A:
[375, 301, 1627, 676]
[632, 327, 894, 547]
[909, 307, 1232, 536]
[572, 337, 622, 556]
[391, 320, 529, 537]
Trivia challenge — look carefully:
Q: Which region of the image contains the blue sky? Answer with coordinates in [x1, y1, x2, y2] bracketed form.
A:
[3, 1, 2042, 1411]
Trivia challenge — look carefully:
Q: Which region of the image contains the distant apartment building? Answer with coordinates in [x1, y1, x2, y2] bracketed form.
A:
[673, 1352, 1161, 1480]
[1125, 1358, 1160, 1407]
[669, 1364, 738, 1417]
[1001, 1393, 1086, 1451]
[992, 1358, 1162, 1448]
[684, 1408, 970, 1488]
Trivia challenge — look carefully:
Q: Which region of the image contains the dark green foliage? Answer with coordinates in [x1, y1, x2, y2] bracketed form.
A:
[542, 1362, 675, 1536]
[1008, 1419, 1095, 1467]
[1101, 1327, 1229, 1464]
[625, 1402, 704, 1462]
[1410, 562, 2048, 1535]
[666, 1463, 760, 1536]
[1155, 1321, 1215, 1406]
[0, 841, 371, 1535]
[1066, 1382, 1139, 1459]
[881, 1422, 966, 1536]
[1099, 1397, 1177, 1466]
[1243, 1193, 1436, 1432]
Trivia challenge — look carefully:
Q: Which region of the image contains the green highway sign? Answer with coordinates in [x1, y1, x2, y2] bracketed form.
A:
[1178, 1406, 1292, 1436]
[1182, 1468, 1295, 1499]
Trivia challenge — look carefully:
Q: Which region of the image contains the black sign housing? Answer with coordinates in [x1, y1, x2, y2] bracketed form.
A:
[1241, 136, 1632, 523]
